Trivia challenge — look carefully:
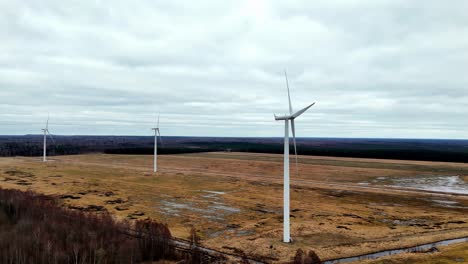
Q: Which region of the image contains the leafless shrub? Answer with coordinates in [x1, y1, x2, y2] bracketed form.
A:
[135, 218, 173, 261]
[0, 188, 177, 263]
[292, 248, 321, 264]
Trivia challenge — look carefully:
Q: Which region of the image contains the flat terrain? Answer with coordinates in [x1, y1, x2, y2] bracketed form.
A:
[1, 152, 468, 263]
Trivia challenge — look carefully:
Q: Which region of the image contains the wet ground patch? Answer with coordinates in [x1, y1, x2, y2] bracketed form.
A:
[68, 204, 106, 212]
[252, 203, 279, 214]
[60, 194, 81, 200]
[1, 169, 36, 186]
[127, 211, 145, 219]
[159, 190, 247, 238]
[4, 170, 35, 178]
[15, 180, 32, 186]
[115, 205, 129, 211]
[160, 190, 240, 221]
[369, 175, 468, 195]
[105, 198, 127, 204]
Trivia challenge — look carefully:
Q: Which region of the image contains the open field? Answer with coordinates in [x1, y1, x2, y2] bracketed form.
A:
[1, 152, 468, 262]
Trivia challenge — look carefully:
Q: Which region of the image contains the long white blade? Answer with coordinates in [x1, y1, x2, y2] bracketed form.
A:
[157, 129, 163, 145]
[47, 130, 56, 144]
[157, 114, 160, 128]
[291, 119, 298, 178]
[46, 114, 49, 129]
[285, 71, 293, 115]
[292, 102, 315, 119]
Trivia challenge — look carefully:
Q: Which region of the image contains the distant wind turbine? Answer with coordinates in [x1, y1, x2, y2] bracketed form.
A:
[152, 114, 162, 173]
[274, 71, 315, 243]
[41, 114, 55, 162]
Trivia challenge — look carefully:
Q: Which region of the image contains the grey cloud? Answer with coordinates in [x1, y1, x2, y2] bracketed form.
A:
[0, 0, 467, 138]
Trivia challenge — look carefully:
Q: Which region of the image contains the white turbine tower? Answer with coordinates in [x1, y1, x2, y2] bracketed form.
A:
[41, 115, 55, 162]
[274, 71, 315, 243]
[151, 114, 162, 173]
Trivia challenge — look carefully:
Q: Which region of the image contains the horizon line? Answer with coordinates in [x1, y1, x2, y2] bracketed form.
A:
[1, 134, 467, 141]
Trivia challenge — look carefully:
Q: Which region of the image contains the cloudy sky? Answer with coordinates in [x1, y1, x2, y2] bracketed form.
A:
[1, 0, 467, 138]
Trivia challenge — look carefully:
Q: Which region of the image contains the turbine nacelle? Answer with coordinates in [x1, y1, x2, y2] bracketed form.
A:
[274, 103, 315, 120]
[41, 115, 55, 162]
[274, 114, 293, 121]
[152, 114, 162, 173]
[152, 127, 162, 143]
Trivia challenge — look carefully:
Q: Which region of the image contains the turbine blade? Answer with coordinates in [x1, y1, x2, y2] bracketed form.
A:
[291, 119, 299, 178]
[285, 71, 293, 115]
[157, 114, 160, 128]
[47, 130, 56, 144]
[157, 129, 163, 145]
[46, 114, 49, 129]
[292, 103, 315, 119]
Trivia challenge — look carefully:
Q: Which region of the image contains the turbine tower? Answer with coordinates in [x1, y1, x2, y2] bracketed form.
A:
[41, 115, 55, 162]
[274, 71, 315, 243]
[151, 114, 162, 173]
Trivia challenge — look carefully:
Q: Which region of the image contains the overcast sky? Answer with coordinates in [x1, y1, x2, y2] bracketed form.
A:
[1, 0, 467, 138]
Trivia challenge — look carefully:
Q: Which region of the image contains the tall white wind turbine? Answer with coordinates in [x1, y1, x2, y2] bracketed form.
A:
[41, 115, 55, 162]
[274, 71, 315, 243]
[151, 114, 162, 173]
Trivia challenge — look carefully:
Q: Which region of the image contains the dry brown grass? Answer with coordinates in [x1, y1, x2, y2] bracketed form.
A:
[1, 152, 468, 263]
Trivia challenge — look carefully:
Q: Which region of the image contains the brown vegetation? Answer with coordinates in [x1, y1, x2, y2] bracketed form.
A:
[1, 153, 468, 262]
[292, 249, 322, 264]
[0, 188, 176, 263]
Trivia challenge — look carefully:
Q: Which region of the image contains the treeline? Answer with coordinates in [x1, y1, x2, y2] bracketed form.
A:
[106, 141, 468, 163]
[0, 188, 225, 264]
[2, 135, 468, 163]
[0, 135, 153, 157]
[0, 142, 81, 156]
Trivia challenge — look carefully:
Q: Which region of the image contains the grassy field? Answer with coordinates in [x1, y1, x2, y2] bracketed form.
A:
[1, 152, 468, 263]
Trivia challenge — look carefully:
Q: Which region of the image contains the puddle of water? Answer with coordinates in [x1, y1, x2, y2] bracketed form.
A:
[161, 200, 193, 209]
[381, 218, 427, 226]
[160, 190, 243, 239]
[160, 200, 212, 215]
[201, 190, 226, 200]
[430, 199, 468, 208]
[209, 204, 241, 213]
[371, 175, 468, 195]
[207, 228, 255, 238]
[204, 190, 226, 195]
[202, 215, 224, 221]
[323, 237, 468, 264]
[207, 230, 225, 238]
[432, 199, 458, 205]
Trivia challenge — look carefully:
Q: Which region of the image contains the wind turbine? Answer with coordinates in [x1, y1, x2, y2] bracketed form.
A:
[151, 114, 162, 173]
[274, 71, 315, 243]
[41, 115, 55, 162]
